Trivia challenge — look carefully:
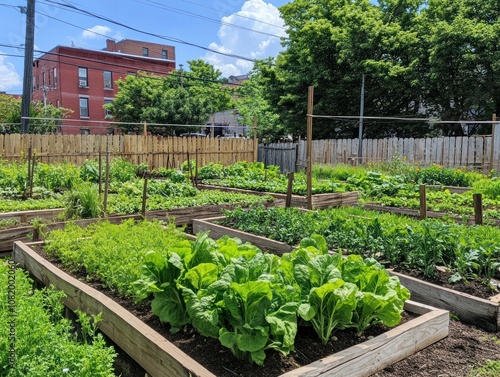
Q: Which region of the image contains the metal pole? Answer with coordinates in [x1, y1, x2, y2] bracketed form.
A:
[20, 0, 36, 134]
[357, 74, 365, 165]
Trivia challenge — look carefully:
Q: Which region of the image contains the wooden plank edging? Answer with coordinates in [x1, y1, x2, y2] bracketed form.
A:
[389, 270, 500, 332]
[195, 217, 499, 332]
[0, 202, 266, 253]
[13, 240, 448, 377]
[197, 184, 359, 209]
[13, 241, 216, 377]
[281, 302, 448, 377]
[192, 217, 294, 254]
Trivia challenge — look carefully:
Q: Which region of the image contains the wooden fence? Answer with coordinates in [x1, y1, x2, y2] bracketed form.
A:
[258, 143, 298, 173]
[294, 128, 500, 172]
[0, 134, 256, 168]
[295, 135, 494, 171]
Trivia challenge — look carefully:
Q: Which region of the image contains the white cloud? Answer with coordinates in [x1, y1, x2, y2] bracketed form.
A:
[82, 25, 112, 39]
[204, 0, 286, 77]
[0, 53, 22, 91]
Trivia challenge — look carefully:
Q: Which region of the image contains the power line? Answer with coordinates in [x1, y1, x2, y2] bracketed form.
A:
[0, 44, 242, 87]
[310, 114, 499, 124]
[176, 0, 286, 30]
[21, 116, 256, 129]
[41, 0, 256, 62]
[134, 0, 284, 38]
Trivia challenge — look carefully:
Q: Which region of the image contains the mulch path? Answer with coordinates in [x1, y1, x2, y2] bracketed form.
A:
[29, 245, 500, 377]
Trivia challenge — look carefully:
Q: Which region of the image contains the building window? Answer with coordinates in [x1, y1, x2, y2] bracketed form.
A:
[79, 97, 89, 118]
[48, 70, 51, 86]
[142, 47, 149, 57]
[42, 71, 46, 87]
[162, 49, 168, 59]
[53, 68, 57, 88]
[78, 67, 88, 87]
[104, 99, 113, 117]
[103, 71, 112, 89]
[32, 76, 36, 91]
[80, 128, 90, 135]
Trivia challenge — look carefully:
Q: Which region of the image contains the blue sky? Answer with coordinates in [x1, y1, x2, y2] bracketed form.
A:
[0, 0, 289, 94]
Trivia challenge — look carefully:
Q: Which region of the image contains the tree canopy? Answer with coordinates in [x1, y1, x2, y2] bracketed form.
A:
[248, 0, 500, 139]
[106, 59, 234, 135]
[0, 94, 72, 134]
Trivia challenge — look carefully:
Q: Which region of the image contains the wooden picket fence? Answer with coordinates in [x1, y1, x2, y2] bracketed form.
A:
[295, 135, 494, 171]
[0, 134, 257, 169]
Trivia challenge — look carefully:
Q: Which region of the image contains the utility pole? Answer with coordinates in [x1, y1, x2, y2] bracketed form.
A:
[20, 0, 35, 134]
[357, 74, 365, 165]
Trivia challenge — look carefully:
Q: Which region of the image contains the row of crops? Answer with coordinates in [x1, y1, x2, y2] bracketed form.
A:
[0, 262, 116, 376]
[2, 157, 500, 375]
[41, 219, 409, 366]
[4, 157, 500, 220]
[219, 206, 500, 286]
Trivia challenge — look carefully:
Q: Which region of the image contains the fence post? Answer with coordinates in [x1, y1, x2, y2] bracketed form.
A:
[103, 151, 110, 214]
[419, 184, 427, 220]
[306, 86, 314, 210]
[286, 172, 294, 208]
[141, 178, 148, 218]
[253, 115, 258, 162]
[491, 113, 497, 172]
[143, 121, 147, 137]
[473, 193, 483, 225]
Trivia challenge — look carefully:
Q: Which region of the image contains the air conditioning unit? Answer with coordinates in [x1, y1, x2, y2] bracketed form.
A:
[79, 80, 87, 87]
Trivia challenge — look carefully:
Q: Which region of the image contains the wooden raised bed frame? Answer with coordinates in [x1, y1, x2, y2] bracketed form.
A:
[193, 216, 500, 332]
[13, 240, 448, 377]
[0, 202, 273, 254]
[197, 184, 359, 209]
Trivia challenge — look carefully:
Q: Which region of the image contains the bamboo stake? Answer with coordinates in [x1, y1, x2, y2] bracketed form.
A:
[473, 193, 483, 225]
[419, 184, 427, 220]
[30, 150, 36, 198]
[98, 148, 102, 195]
[253, 115, 258, 162]
[490, 113, 496, 172]
[103, 151, 110, 214]
[27, 146, 32, 198]
[306, 86, 314, 210]
[286, 172, 294, 208]
[141, 178, 148, 218]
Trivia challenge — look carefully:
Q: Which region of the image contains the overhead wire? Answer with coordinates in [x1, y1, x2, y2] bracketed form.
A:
[41, 0, 256, 62]
[175, 0, 286, 30]
[134, 0, 284, 38]
[0, 44, 244, 87]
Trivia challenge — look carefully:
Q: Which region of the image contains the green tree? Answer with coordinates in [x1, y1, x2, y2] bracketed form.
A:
[0, 94, 72, 134]
[235, 59, 285, 142]
[268, 0, 427, 139]
[106, 60, 234, 135]
[417, 0, 500, 135]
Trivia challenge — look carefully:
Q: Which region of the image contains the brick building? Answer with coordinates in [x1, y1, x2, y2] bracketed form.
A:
[31, 39, 176, 134]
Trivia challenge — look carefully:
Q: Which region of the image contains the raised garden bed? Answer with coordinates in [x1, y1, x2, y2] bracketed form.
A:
[363, 203, 500, 226]
[0, 201, 273, 254]
[193, 216, 500, 333]
[197, 184, 359, 209]
[13, 240, 449, 377]
[388, 270, 500, 333]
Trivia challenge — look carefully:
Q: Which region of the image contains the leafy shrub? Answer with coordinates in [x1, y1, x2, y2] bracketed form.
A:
[63, 183, 101, 219]
[34, 162, 82, 191]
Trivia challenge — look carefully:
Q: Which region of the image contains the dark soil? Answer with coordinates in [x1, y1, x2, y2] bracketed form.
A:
[394, 267, 499, 300]
[30, 245, 500, 377]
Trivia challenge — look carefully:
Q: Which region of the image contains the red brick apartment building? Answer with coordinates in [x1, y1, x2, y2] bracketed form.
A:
[31, 39, 175, 134]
